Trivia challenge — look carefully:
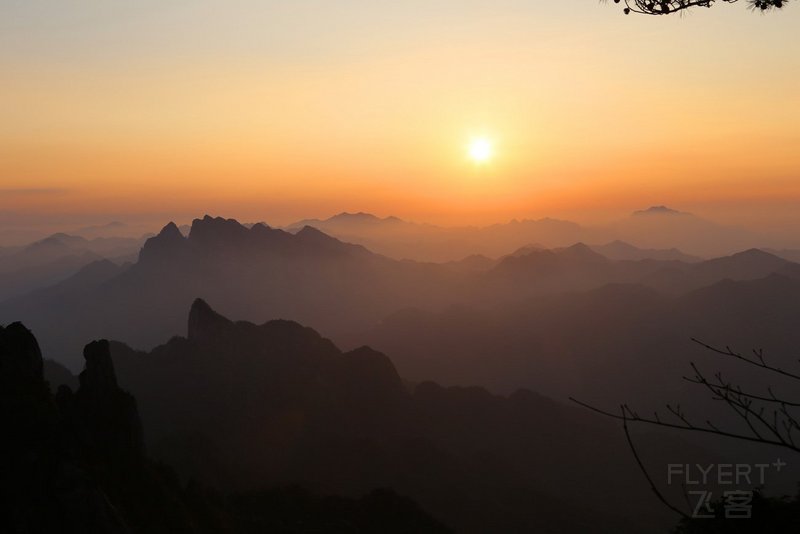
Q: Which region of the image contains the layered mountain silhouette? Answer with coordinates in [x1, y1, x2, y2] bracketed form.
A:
[285, 213, 586, 261]
[632, 205, 687, 216]
[0, 321, 452, 533]
[2, 215, 798, 373]
[607, 206, 761, 256]
[5, 213, 798, 531]
[0, 215, 472, 368]
[365, 269, 800, 409]
[280, 207, 773, 261]
[102, 299, 686, 533]
[486, 243, 795, 296]
[0, 232, 142, 301]
[590, 240, 701, 262]
[0, 322, 177, 532]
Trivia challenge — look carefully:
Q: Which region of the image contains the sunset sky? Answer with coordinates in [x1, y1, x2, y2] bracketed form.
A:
[2, 1, 799, 235]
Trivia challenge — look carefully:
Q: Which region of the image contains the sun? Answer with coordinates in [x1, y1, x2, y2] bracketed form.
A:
[468, 137, 493, 164]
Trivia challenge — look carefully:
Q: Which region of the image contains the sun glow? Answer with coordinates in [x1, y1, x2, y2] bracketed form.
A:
[468, 137, 493, 164]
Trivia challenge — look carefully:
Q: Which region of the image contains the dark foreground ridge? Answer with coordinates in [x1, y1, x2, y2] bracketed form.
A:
[101, 298, 684, 533]
[0, 321, 451, 533]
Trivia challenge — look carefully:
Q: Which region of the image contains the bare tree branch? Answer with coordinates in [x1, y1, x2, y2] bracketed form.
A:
[570, 396, 800, 452]
[604, 0, 789, 15]
[620, 405, 691, 518]
[690, 338, 800, 382]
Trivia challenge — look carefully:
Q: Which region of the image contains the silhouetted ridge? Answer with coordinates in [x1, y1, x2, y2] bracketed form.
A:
[1, 326, 155, 530]
[79, 340, 119, 392]
[188, 298, 234, 343]
[73, 258, 120, 278]
[694, 247, 789, 279]
[73, 338, 146, 469]
[101, 302, 663, 533]
[158, 221, 183, 240]
[492, 242, 609, 279]
[188, 214, 250, 245]
[138, 221, 186, 262]
[1, 323, 449, 532]
[138, 215, 369, 266]
[0, 322, 44, 391]
[632, 205, 685, 216]
[591, 240, 701, 262]
[336, 345, 405, 397]
[332, 211, 382, 222]
[290, 212, 406, 230]
[731, 248, 781, 261]
[557, 242, 608, 262]
[249, 221, 271, 231]
[296, 224, 335, 240]
[293, 224, 367, 255]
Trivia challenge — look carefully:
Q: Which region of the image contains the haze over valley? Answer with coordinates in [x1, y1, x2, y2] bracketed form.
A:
[4, 1, 800, 532]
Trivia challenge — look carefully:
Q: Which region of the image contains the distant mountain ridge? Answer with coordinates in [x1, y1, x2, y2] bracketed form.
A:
[285, 212, 588, 262]
[281, 206, 774, 261]
[590, 240, 702, 262]
[142, 215, 371, 264]
[3, 214, 799, 371]
[288, 211, 405, 230]
[0, 231, 143, 301]
[632, 205, 687, 216]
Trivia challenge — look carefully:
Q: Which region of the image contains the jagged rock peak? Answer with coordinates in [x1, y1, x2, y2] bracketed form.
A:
[139, 221, 186, 262]
[188, 298, 234, 343]
[188, 215, 249, 243]
[0, 322, 44, 388]
[79, 340, 118, 391]
[157, 221, 184, 239]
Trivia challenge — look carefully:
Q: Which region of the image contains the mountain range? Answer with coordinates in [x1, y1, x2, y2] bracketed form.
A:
[282, 207, 772, 261]
[0, 232, 144, 301]
[3, 214, 799, 374]
[5, 212, 800, 530]
[45, 299, 697, 533]
[0, 319, 452, 533]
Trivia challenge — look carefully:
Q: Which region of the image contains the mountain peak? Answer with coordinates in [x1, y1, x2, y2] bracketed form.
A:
[705, 248, 786, 267]
[508, 244, 546, 258]
[296, 224, 330, 237]
[732, 248, 779, 260]
[332, 211, 379, 220]
[188, 215, 249, 244]
[605, 240, 638, 250]
[139, 222, 186, 262]
[0, 322, 44, 390]
[632, 205, 686, 217]
[557, 242, 608, 262]
[294, 226, 362, 255]
[27, 233, 88, 251]
[79, 340, 118, 392]
[249, 222, 271, 232]
[157, 222, 183, 239]
[327, 212, 400, 226]
[188, 298, 234, 343]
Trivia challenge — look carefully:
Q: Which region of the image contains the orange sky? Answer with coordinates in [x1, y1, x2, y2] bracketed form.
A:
[1, 2, 799, 231]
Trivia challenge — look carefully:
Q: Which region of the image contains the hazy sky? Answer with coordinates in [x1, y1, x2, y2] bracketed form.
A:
[2, 1, 799, 231]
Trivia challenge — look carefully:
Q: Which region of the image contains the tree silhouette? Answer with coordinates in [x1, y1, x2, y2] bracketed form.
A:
[608, 0, 789, 15]
[572, 339, 800, 525]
